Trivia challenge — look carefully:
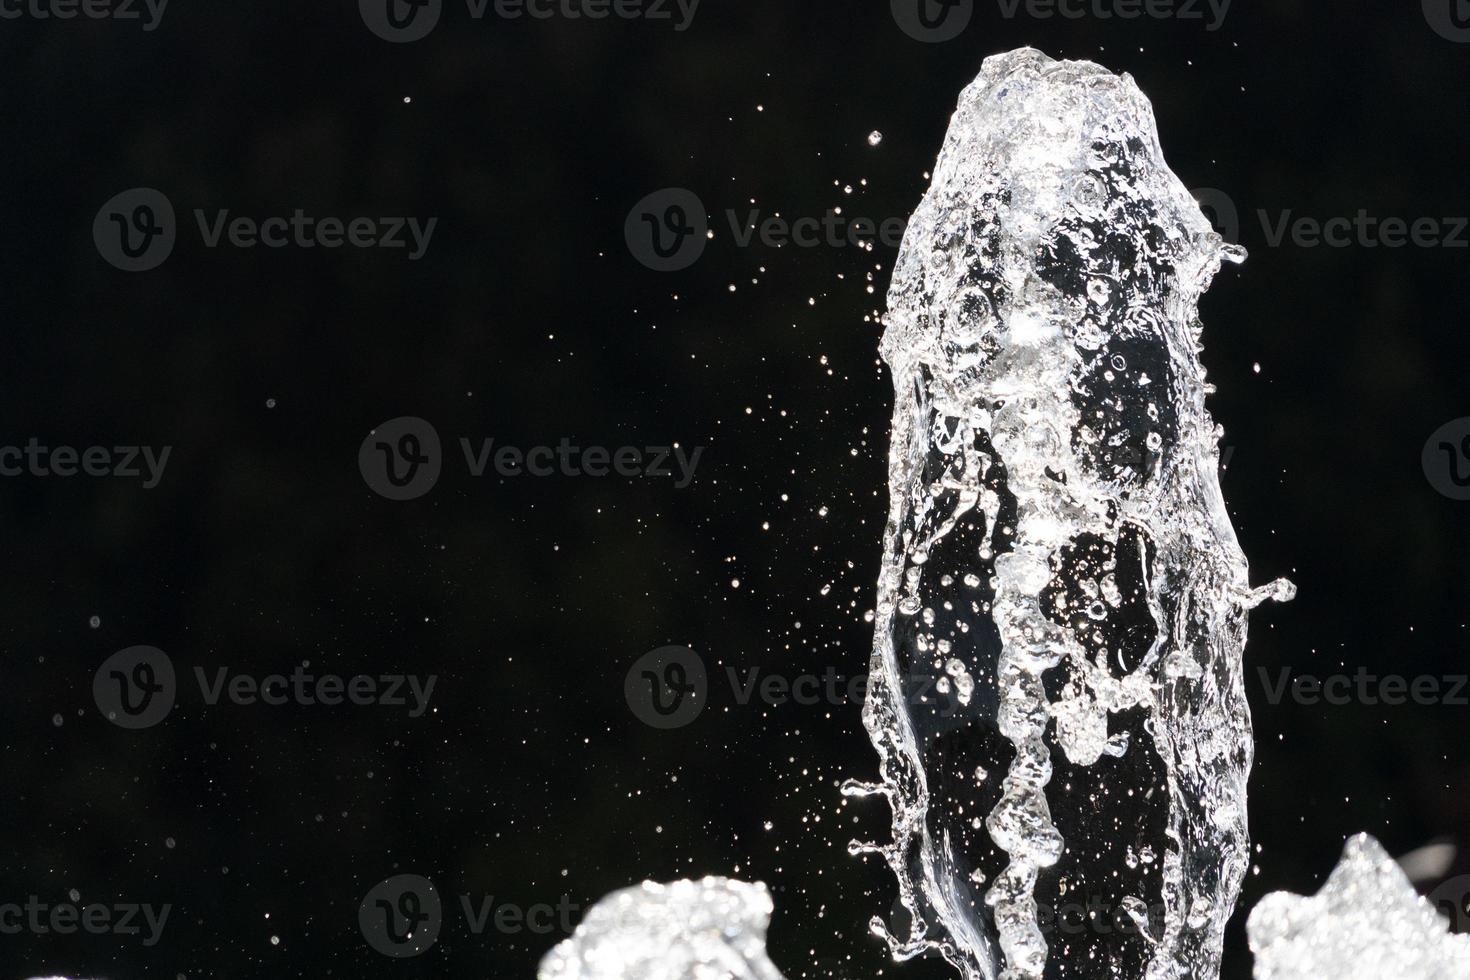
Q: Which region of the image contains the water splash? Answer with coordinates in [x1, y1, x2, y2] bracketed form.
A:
[538, 878, 786, 980]
[1247, 835, 1470, 980]
[847, 48, 1291, 980]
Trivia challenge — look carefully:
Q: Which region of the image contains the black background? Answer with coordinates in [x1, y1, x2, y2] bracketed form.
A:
[2, 1, 1469, 978]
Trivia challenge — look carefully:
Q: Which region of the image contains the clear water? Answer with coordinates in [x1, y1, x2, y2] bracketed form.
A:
[538, 878, 785, 980]
[845, 47, 1292, 980]
[1247, 835, 1470, 980]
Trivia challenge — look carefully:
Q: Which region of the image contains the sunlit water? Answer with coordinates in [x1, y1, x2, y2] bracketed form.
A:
[538, 878, 785, 980]
[1248, 835, 1470, 980]
[844, 48, 1291, 980]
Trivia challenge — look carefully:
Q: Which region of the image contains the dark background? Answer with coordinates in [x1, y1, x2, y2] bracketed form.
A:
[2, 1, 1469, 978]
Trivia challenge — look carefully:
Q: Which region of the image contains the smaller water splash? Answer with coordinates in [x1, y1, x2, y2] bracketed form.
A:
[538, 878, 786, 980]
[1247, 834, 1470, 980]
